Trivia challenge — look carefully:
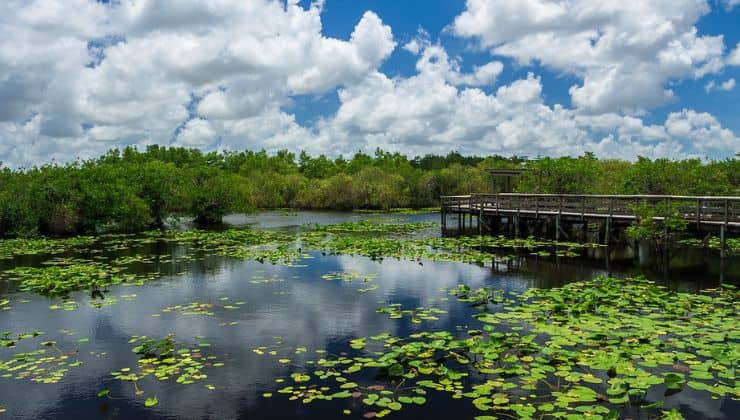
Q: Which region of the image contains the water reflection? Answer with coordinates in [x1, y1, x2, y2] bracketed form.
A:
[0, 211, 737, 419]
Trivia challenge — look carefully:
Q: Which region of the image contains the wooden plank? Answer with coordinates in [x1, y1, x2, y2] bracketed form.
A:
[441, 193, 740, 228]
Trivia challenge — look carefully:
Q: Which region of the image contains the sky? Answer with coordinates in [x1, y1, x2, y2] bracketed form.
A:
[1, 0, 739, 168]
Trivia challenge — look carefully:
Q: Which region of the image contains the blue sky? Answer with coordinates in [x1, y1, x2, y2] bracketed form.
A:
[295, 0, 740, 131]
[0, 0, 739, 167]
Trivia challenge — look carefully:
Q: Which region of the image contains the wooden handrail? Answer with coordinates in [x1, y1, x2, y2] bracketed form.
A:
[458, 193, 740, 200]
[440, 193, 740, 225]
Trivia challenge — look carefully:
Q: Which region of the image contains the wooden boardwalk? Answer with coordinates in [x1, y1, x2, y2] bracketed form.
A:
[442, 193, 740, 228]
[441, 193, 739, 252]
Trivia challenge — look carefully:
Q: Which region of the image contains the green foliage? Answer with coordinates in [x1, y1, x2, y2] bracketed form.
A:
[0, 147, 736, 237]
[625, 202, 689, 244]
[256, 276, 739, 419]
[186, 167, 241, 224]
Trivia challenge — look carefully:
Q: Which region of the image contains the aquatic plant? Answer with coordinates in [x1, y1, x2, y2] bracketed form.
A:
[311, 220, 436, 234]
[679, 236, 739, 255]
[3, 262, 159, 297]
[0, 236, 95, 260]
[1, 221, 605, 297]
[0, 332, 84, 384]
[376, 304, 447, 324]
[255, 276, 739, 419]
[109, 334, 223, 405]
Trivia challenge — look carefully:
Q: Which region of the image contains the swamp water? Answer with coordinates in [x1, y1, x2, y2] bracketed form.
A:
[0, 211, 737, 419]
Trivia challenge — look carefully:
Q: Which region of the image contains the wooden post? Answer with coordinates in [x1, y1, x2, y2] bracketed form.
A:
[581, 196, 586, 220]
[604, 217, 610, 245]
[514, 215, 519, 238]
[608, 197, 614, 218]
[720, 224, 727, 259]
[664, 197, 670, 241]
[695, 198, 700, 224]
[478, 199, 483, 235]
[725, 199, 729, 225]
[555, 214, 560, 242]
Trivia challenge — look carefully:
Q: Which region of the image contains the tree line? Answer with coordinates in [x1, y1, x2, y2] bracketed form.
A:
[0, 146, 737, 237]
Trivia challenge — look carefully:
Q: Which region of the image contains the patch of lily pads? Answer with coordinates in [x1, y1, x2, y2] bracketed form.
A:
[105, 334, 223, 405]
[0, 332, 84, 384]
[0, 219, 604, 299]
[3, 262, 160, 297]
[253, 276, 738, 419]
[321, 271, 378, 283]
[376, 304, 447, 324]
[679, 236, 739, 255]
[311, 220, 437, 234]
[153, 300, 246, 318]
[0, 236, 95, 260]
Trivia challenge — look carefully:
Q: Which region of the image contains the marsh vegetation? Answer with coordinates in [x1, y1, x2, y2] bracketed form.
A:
[0, 213, 737, 418]
[0, 147, 736, 237]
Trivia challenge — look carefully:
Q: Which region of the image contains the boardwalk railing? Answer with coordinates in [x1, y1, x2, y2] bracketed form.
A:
[441, 194, 740, 226]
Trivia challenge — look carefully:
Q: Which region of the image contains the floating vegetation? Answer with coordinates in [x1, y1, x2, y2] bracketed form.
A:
[679, 236, 739, 255]
[0, 236, 95, 260]
[306, 233, 599, 265]
[448, 285, 513, 307]
[255, 276, 739, 419]
[376, 304, 447, 324]
[355, 208, 439, 215]
[321, 271, 377, 283]
[358, 285, 379, 293]
[1, 331, 43, 348]
[311, 220, 436, 234]
[0, 334, 83, 384]
[249, 275, 285, 284]
[111, 335, 222, 401]
[3, 262, 159, 297]
[111, 255, 157, 266]
[154, 300, 246, 318]
[0, 299, 10, 311]
[49, 300, 78, 311]
[160, 302, 215, 317]
[1, 220, 604, 299]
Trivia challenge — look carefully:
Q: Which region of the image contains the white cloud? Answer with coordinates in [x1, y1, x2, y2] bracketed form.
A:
[175, 118, 217, 148]
[728, 42, 740, 65]
[705, 78, 736, 92]
[0, 0, 737, 168]
[0, 0, 395, 167]
[315, 43, 738, 159]
[665, 109, 739, 152]
[452, 0, 727, 114]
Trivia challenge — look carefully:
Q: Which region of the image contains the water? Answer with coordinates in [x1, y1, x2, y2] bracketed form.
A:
[0, 211, 737, 419]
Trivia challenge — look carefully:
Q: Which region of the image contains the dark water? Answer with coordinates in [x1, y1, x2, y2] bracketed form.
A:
[0, 211, 737, 419]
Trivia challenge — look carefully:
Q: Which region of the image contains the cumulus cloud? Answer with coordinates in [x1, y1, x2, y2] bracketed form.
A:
[315, 42, 738, 159]
[704, 78, 736, 92]
[0, 0, 394, 166]
[728, 42, 740, 65]
[451, 0, 727, 114]
[403, 31, 503, 87]
[0, 0, 737, 167]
